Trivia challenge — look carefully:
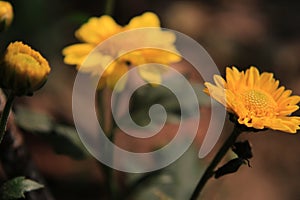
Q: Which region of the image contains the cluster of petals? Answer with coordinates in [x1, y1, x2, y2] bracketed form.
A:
[204, 66, 300, 133]
[62, 12, 181, 90]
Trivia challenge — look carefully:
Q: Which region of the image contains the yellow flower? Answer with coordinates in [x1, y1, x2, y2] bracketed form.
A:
[0, 41, 51, 96]
[0, 1, 13, 31]
[62, 12, 181, 90]
[204, 66, 300, 133]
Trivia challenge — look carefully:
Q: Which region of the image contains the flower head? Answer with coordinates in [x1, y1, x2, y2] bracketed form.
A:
[204, 66, 300, 133]
[0, 1, 13, 31]
[62, 12, 181, 90]
[0, 41, 51, 96]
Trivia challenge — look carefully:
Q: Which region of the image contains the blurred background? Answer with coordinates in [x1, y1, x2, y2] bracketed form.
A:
[1, 0, 300, 199]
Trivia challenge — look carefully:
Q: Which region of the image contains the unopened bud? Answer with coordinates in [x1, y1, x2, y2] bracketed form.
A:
[0, 1, 13, 31]
[0, 41, 51, 96]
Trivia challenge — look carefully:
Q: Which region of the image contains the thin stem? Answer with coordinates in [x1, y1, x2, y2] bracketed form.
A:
[107, 91, 122, 200]
[97, 88, 119, 200]
[104, 0, 115, 16]
[189, 126, 242, 200]
[96, 89, 104, 129]
[0, 92, 15, 144]
[107, 126, 118, 200]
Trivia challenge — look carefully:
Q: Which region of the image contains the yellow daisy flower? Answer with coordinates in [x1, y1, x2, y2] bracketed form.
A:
[204, 66, 300, 133]
[62, 12, 181, 90]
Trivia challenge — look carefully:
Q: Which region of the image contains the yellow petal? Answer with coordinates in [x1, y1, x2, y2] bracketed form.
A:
[62, 43, 94, 55]
[277, 89, 292, 103]
[226, 66, 241, 90]
[62, 43, 94, 67]
[259, 72, 274, 88]
[81, 53, 113, 76]
[126, 12, 160, 29]
[141, 49, 181, 64]
[213, 75, 226, 88]
[106, 62, 128, 91]
[75, 16, 122, 44]
[245, 66, 259, 88]
[138, 63, 166, 85]
[142, 30, 177, 46]
[204, 82, 226, 106]
[273, 86, 285, 100]
[278, 105, 299, 115]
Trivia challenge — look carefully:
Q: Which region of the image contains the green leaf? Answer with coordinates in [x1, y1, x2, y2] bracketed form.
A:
[0, 176, 44, 200]
[50, 124, 90, 159]
[124, 77, 211, 129]
[127, 146, 205, 200]
[15, 107, 89, 160]
[15, 107, 53, 133]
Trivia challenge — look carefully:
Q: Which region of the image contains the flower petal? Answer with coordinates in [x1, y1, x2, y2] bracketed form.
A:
[106, 62, 128, 91]
[62, 43, 95, 67]
[213, 75, 226, 88]
[141, 49, 181, 64]
[226, 66, 241, 90]
[245, 66, 259, 88]
[126, 12, 160, 29]
[75, 16, 121, 44]
[138, 63, 166, 85]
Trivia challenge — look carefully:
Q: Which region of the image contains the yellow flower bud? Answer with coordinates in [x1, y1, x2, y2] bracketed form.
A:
[0, 41, 51, 96]
[0, 1, 13, 31]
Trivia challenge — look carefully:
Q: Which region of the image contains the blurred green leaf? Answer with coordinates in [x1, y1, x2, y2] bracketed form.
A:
[15, 107, 53, 133]
[15, 107, 89, 160]
[127, 146, 204, 200]
[48, 124, 90, 159]
[121, 76, 210, 129]
[0, 176, 44, 200]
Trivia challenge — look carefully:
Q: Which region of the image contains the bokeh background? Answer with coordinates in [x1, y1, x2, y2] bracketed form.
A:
[1, 0, 300, 199]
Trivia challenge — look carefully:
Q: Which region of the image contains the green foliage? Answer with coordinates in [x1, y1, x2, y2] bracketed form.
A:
[127, 147, 204, 200]
[15, 107, 53, 133]
[15, 107, 89, 160]
[0, 176, 44, 200]
[121, 80, 210, 129]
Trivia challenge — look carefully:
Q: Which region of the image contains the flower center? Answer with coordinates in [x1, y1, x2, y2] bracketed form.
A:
[241, 89, 277, 117]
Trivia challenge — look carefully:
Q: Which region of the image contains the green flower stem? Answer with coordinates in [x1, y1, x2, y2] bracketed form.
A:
[96, 89, 104, 129]
[107, 92, 121, 200]
[98, 88, 120, 200]
[104, 0, 115, 16]
[107, 126, 118, 200]
[102, 125, 118, 200]
[190, 125, 242, 200]
[0, 92, 15, 144]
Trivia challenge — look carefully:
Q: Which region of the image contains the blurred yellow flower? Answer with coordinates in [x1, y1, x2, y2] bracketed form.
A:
[0, 41, 51, 96]
[204, 66, 300, 133]
[62, 12, 181, 90]
[0, 1, 13, 31]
